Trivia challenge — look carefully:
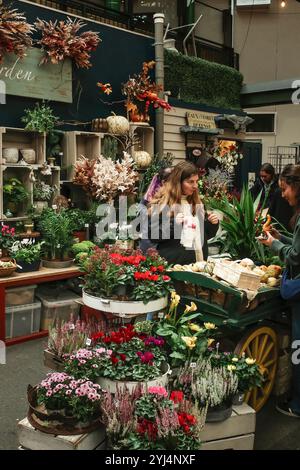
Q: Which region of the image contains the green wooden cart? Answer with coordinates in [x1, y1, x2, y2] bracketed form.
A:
[169, 270, 288, 411]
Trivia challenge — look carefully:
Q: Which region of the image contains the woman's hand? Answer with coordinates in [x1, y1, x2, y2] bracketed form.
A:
[257, 231, 275, 247]
[175, 212, 185, 225]
[207, 212, 219, 225]
[269, 226, 281, 240]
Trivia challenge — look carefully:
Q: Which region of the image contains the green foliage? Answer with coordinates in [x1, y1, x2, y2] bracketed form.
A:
[37, 208, 74, 260]
[12, 242, 43, 263]
[139, 152, 174, 198]
[209, 186, 272, 263]
[3, 178, 30, 205]
[165, 50, 243, 109]
[153, 294, 218, 367]
[72, 241, 95, 255]
[21, 101, 59, 134]
[33, 180, 55, 201]
[102, 135, 119, 161]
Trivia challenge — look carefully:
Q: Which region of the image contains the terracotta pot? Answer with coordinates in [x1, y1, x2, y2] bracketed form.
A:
[73, 231, 86, 242]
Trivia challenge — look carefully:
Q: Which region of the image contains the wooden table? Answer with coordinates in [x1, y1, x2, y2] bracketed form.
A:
[0, 266, 82, 346]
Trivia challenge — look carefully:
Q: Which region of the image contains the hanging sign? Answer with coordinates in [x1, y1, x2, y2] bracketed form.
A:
[186, 111, 216, 129]
[0, 48, 72, 103]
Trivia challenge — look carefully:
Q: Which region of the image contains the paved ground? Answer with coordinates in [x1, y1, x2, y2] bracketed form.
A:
[0, 338, 300, 450]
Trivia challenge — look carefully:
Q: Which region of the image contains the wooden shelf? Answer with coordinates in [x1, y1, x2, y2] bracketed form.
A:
[0, 127, 46, 166]
[63, 131, 104, 180]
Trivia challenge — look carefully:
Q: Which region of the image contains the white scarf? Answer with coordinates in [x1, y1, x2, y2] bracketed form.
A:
[180, 197, 204, 261]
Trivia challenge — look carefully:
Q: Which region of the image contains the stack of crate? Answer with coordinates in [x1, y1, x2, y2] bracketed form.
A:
[5, 285, 41, 339]
[273, 328, 292, 397]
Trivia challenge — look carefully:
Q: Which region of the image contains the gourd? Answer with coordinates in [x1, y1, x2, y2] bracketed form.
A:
[132, 150, 152, 168]
[106, 113, 130, 135]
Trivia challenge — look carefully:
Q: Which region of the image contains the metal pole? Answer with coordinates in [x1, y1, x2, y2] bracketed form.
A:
[153, 13, 165, 158]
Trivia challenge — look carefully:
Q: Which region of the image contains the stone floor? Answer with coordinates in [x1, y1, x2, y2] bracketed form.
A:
[0, 338, 300, 450]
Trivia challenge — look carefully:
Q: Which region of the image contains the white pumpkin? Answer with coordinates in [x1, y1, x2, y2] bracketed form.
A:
[106, 113, 130, 135]
[133, 150, 152, 168]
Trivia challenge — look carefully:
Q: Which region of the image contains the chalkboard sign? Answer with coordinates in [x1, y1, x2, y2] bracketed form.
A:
[0, 48, 72, 103]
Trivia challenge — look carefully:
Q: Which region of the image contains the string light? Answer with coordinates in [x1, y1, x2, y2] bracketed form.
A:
[280, 1, 286, 7]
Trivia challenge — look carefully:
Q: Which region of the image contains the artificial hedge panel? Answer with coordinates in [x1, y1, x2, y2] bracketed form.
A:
[165, 50, 243, 110]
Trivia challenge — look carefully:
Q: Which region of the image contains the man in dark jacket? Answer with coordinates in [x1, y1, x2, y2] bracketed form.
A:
[250, 163, 279, 209]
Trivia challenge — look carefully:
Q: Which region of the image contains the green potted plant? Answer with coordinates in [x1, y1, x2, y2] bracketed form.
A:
[37, 208, 75, 268]
[10, 241, 43, 273]
[3, 178, 30, 216]
[33, 180, 56, 214]
[66, 209, 88, 242]
[21, 101, 59, 134]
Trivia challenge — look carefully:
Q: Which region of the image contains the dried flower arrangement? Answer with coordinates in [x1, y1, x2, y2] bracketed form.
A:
[35, 17, 100, 68]
[122, 61, 171, 119]
[73, 152, 138, 202]
[0, 5, 34, 64]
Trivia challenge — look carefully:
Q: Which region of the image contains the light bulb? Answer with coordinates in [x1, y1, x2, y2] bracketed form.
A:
[281, 0, 286, 7]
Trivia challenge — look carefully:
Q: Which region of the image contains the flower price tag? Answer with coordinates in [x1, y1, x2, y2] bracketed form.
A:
[84, 224, 89, 228]
[86, 338, 92, 347]
[158, 312, 164, 319]
[190, 362, 196, 369]
[119, 313, 126, 318]
[69, 324, 75, 330]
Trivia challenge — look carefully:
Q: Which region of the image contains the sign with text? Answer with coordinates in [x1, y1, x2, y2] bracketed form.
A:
[186, 111, 216, 129]
[0, 48, 72, 103]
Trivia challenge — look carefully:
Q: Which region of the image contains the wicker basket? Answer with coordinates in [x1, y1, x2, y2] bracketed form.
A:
[0, 260, 17, 278]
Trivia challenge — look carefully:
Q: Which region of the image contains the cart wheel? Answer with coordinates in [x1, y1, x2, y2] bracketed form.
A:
[234, 326, 278, 412]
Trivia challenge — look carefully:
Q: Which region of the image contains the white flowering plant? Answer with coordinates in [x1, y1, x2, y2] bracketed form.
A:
[37, 372, 103, 422]
[213, 142, 243, 174]
[205, 348, 264, 393]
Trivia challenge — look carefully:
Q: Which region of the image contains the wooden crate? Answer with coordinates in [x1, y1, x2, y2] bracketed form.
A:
[63, 131, 103, 180]
[213, 262, 261, 291]
[17, 417, 106, 451]
[0, 127, 46, 165]
[200, 404, 256, 450]
[129, 123, 154, 157]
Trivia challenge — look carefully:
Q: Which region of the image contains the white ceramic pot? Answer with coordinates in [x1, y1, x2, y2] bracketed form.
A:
[20, 148, 36, 164]
[82, 290, 168, 316]
[3, 148, 19, 163]
[96, 362, 170, 393]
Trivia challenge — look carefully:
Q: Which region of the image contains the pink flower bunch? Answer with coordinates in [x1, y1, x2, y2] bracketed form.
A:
[37, 372, 103, 421]
[0, 223, 16, 250]
[137, 351, 154, 365]
[63, 348, 111, 381]
[144, 336, 165, 347]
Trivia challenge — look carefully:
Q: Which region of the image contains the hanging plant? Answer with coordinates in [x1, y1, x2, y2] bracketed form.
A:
[35, 17, 101, 69]
[0, 5, 34, 64]
[21, 101, 59, 134]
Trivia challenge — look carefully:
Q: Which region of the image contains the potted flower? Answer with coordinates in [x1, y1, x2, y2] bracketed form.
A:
[204, 347, 265, 405]
[28, 372, 103, 434]
[80, 246, 172, 316]
[63, 348, 112, 382]
[3, 178, 29, 216]
[33, 180, 56, 214]
[10, 241, 43, 272]
[37, 208, 75, 268]
[175, 358, 238, 423]
[154, 292, 218, 368]
[45, 317, 103, 371]
[0, 223, 16, 259]
[102, 386, 205, 450]
[66, 208, 89, 242]
[91, 322, 169, 393]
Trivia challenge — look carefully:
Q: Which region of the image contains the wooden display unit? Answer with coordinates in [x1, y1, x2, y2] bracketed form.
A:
[63, 131, 104, 180]
[129, 123, 154, 156]
[0, 127, 46, 165]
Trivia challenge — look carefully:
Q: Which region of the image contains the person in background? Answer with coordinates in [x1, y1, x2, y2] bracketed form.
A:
[141, 167, 172, 207]
[147, 161, 219, 265]
[269, 164, 295, 232]
[139, 167, 172, 253]
[258, 164, 300, 418]
[250, 163, 279, 209]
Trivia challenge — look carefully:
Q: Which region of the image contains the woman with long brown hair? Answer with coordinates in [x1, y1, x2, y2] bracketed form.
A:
[147, 161, 219, 265]
[259, 164, 300, 418]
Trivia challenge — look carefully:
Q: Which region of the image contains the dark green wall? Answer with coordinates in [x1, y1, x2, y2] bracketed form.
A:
[0, 1, 153, 129]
